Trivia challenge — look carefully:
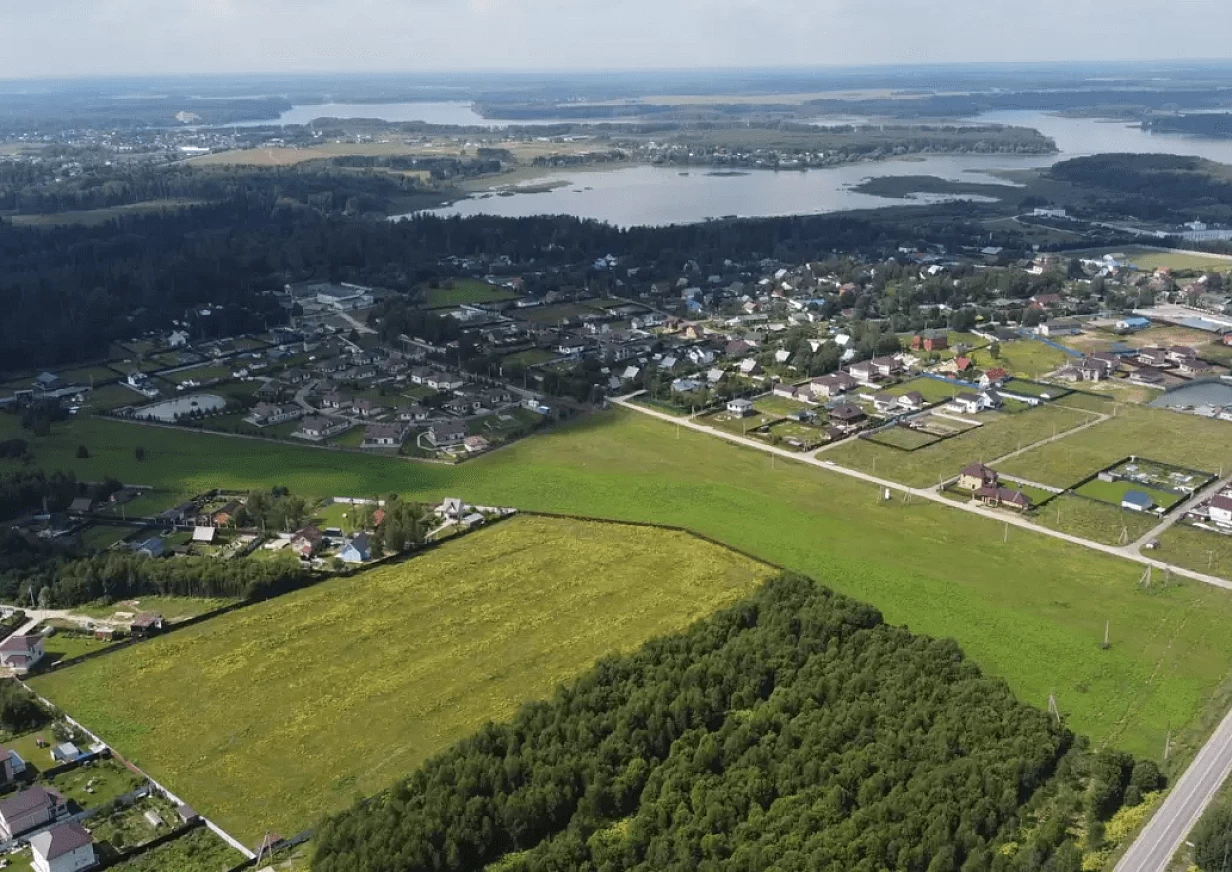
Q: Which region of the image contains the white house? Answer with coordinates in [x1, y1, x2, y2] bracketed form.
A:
[1209, 495, 1232, 526]
[30, 820, 94, 872]
[0, 634, 44, 674]
[946, 393, 984, 416]
[727, 399, 755, 417]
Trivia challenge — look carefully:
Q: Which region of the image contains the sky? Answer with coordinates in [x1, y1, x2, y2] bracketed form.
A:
[2, 0, 1231, 79]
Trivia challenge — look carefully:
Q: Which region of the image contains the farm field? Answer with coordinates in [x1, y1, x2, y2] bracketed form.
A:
[998, 406, 1232, 489]
[32, 516, 773, 843]
[8, 409, 1232, 766]
[825, 404, 1095, 487]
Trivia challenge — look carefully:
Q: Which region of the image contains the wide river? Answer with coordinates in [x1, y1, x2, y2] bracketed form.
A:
[285, 103, 1232, 226]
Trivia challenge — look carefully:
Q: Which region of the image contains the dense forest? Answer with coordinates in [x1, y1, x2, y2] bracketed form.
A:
[314, 575, 1157, 872]
[1049, 153, 1232, 224]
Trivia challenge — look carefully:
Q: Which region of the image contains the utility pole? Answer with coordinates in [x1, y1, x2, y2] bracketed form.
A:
[1004, 522, 1009, 543]
[1101, 620, 1110, 650]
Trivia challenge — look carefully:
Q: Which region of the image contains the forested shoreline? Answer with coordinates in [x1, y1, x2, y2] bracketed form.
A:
[313, 575, 1158, 872]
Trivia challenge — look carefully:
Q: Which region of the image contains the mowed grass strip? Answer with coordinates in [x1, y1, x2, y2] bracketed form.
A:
[998, 405, 1232, 489]
[8, 411, 1232, 764]
[825, 404, 1094, 487]
[32, 516, 772, 844]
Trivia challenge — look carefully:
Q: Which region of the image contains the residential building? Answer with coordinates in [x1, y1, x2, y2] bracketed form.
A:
[0, 745, 25, 786]
[362, 423, 406, 448]
[296, 416, 349, 441]
[898, 391, 926, 412]
[829, 403, 866, 431]
[872, 393, 900, 414]
[727, 399, 755, 417]
[250, 403, 302, 426]
[130, 613, 164, 638]
[946, 393, 984, 415]
[290, 526, 324, 558]
[958, 463, 999, 492]
[975, 487, 1032, 511]
[911, 332, 949, 352]
[428, 420, 468, 448]
[1136, 347, 1170, 368]
[810, 372, 858, 399]
[979, 368, 1009, 388]
[0, 785, 66, 839]
[131, 537, 166, 558]
[339, 533, 371, 564]
[1209, 495, 1232, 526]
[1121, 491, 1155, 512]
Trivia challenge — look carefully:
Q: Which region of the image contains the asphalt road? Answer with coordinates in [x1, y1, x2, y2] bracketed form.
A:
[1115, 702, 1232, 872]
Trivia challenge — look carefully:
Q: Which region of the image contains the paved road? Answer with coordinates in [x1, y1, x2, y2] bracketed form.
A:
[1114, 702, 1232, 872]
[611, 395, 1232, 591]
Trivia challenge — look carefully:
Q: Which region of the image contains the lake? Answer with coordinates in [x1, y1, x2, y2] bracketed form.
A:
[136, 394, 226, 422]
[231, 101, 582, 128]
[379, 108, 1232, 226]
[1149, 379, 1232, 411]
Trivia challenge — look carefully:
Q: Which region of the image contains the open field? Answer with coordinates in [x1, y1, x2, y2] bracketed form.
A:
[1129, 249, 1232, 273]
[6, 410, 1232, 769]
[9, 200, 206, 228]
[753, 393, 815, 416]
[825, 404, 1095, 487]
[70, 596, 234, 623]
[863, 425, 942, 451]
[80, 524, 134, 551]
[423, 279, 518, 308]
[501, 348, 558, 367]
[993, 340, 1075, 378]
[885, 376, 964, 403]
[1033, 494, 1161, 546]
[1158, 525, 1232, 580]
[32, 516, 772, 843]
[998, 406, 1232, 489]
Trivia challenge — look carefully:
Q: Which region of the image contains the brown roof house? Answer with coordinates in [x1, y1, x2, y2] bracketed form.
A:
[0, 634, 45, 675]
[0, 784, 66, 839]
[30, 819, 94, 872]
[958, 463, 999, 492]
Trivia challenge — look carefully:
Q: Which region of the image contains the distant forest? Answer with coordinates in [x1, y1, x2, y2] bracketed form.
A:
[1049, 153, 1232, 223]
[314, 575, 1159, 872]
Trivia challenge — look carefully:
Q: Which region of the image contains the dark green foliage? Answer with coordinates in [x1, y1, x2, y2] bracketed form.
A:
[313, 576, 1073, 872]
[1087, 749, 1133, 821]
[0, 469, 79, 520]
[0, 679, 51, 733]
[1195, 805, 1232, 872]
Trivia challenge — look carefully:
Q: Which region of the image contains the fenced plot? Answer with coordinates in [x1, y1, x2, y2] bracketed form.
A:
[864, 425, 944, 451]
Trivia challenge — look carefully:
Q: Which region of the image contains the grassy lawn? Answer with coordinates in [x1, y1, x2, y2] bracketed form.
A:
[108, 827, 245, 872]
[1128, 250, 1232, 272]
[700, 409, 781, 437]
[424, 280, 518, 308]
[1157, 525, 1232, 579]
[1074, 478, 1183, 511]
[164, 366, 233, 386]
[767, 420, 824, 450]
[753, 393, 815, 416]
[97, 489, 188, 520]
[992, 340, 1075, 378]
[1002, 377, 1072, 400]
[71, 596, 233, 623]
[89, 793, 182, 856]
[57, 366, 122, 387]
[32, 516, 773, 844]
[1032, 494, 1161, 546]
[40, 631, 120, 666]
[10, 408, 1232, 773]
[864, 426, 943, 451]
[998, 405, 1232, 490]
[86, 384, 145, 412]
[502, 348, 558, 367]
[49, 756, 147, 810]
[80, 524, 134, 552]
[825, 404, 1095, 487]
[886, 376, 965, 404]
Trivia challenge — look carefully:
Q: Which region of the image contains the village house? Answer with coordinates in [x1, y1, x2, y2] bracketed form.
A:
[946, 393, 984, 415]
[911, 332, 949, 352]
[0, 745, 25, 786]
[353, 398, 385, 418]
[1208, 495, 1232, 526]
[979, 368, 1009, 389]
[398, 405, 431, 423]
[958, 463, 999, 492]
[975, 486, 1032, 511]
[0, 634, 45, 674]
[0, 785, 67, 839]
[196, 500, 240, 528]
[250, 402, 302, 426]
[897, 391, 926, 412]
[339, 533, 371, 564]
[464, 435, 490, 453]
[130, 613, 164, 638]
[30, 819, 96, 872]
[810, 372, 858, 399]
[290, 526, 324, 559]
[362, 423, 407, 448]
[829, 403, 867, 431]
[1037, 319, 1083, 338]
[1122, 491, 1156, 512]
[428, 419, 468, 448]
[726, 398, 755, 417]
[1167, 345, 1199, 365]
[320, 390, 353, 411]
[1178, 358, 1214, 377]
[1136, 347, 1170, 368]
[296, 416, 349, 441]
[872, 393, 900, 414]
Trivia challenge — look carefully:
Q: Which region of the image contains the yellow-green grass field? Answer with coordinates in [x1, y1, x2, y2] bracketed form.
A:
[998, 406, 1232, 489]
[825, 404, 1095, 487]
[885, 376, 965, 404]
[1032, 494, 1160, 547]
[423, 279, 518, 308]
[8, 200, 206, 228]
[32, 516, 773, 843]
[108, 827, 245, 872]
[990, 340, 1074, 379]
[1158, 525, 1232, 581]
[9, 409, 1232, 769]
[1127, 249, 1232, 273]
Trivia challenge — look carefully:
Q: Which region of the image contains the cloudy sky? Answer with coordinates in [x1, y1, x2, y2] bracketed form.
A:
[2, 0, 1229, 78]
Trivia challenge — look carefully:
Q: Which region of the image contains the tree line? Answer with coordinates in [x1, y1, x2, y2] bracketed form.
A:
[313, 575, 1155, 872]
